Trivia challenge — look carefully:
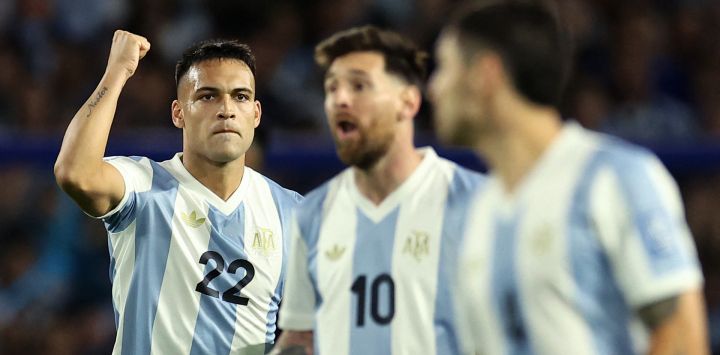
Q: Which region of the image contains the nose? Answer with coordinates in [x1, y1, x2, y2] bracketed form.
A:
[329, 86, 351, 109]
[217, 94, 236, 119]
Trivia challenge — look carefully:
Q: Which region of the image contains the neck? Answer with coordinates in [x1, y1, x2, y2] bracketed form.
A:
[353, 132, 422, 205]
[181, 152, 246, 201]
[475, 100, 562, 194]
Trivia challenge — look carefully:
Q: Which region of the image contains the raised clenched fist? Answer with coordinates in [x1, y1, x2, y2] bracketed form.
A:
[106, 30, 151, 79]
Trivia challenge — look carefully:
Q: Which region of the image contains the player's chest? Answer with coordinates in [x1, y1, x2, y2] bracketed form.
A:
[473, 195, 599, 289]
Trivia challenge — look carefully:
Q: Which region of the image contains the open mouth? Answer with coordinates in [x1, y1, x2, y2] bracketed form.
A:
[338, 121, 357, 134]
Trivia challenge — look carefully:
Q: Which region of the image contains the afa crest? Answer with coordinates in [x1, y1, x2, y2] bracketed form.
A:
[403, 230, 430, 262]
[251, 227, 278, 257]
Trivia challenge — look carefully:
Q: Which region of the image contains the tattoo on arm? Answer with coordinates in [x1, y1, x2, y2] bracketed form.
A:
[86, 86, 108, 118]
[638, 295, 679, 330]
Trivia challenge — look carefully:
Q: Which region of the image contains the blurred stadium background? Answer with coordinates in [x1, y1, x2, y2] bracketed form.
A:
[0, 0, 719, 353]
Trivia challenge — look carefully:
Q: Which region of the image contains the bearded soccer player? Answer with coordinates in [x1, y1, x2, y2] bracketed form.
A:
[430, 2, 708, 354]
[55, 31, 301, 354]
[273, 26, 485, 355]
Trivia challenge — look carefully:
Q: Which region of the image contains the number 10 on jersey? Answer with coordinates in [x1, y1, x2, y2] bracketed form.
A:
[350, 273, 395, 327]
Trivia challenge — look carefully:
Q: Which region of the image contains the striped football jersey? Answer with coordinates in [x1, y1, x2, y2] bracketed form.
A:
[100, 153, 301, 355]
[456, 122, 703, 355]
[279, 148, 485, 355]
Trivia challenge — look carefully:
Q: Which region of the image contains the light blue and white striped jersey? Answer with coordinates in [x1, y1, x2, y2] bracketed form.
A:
[279, 147, 485, 355]
[99, 153, 302, 355]
[456, 122, 703, 355]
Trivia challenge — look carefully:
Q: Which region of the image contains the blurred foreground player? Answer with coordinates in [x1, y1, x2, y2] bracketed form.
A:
[429, 2, 708, 354]
[55, 31, 301, 354]
[273, 26, 485, 355]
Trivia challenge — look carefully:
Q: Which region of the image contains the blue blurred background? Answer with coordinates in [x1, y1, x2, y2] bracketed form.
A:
[1, 0, 720, 353]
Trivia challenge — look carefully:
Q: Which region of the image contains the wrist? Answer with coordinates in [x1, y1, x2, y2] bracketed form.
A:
[102, 65, 133, 86]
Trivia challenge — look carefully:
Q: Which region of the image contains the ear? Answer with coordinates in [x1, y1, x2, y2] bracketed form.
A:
[253, 100, 262, 128]
[469, 53, 506, 98]
[171, 100, 184, 128]
[399, 85, 422, 122]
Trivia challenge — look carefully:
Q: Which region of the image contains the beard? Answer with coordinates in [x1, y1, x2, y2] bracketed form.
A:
[333, 124, 395, 170]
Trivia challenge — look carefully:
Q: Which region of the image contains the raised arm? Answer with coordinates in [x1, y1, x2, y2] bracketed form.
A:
[642, 288, 709, 355]
[54, 30, 150, 216]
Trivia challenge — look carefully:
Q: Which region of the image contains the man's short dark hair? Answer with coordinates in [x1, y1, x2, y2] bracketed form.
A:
[175, 39, 256, 86]
[449, 1, 572, 108]
[314, 25, 428, 87]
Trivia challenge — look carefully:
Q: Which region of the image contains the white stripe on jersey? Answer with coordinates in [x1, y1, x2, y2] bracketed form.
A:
[150, 182, 212, 354]
[109, 222, 136, 355]
[458, 122, 703, 355]
[280, 147, 484, 355]
[100, 153, 301, 355]
[390, 164, 448, 355]
[314, 178, 355, 353]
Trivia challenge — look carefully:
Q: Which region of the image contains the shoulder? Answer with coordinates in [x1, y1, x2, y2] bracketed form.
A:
[105, 155, 154, 173]
[435, 156, 488, 194]
[251, 169, 304, 206]
[584, 133, 668, 188]
[295, 170, 349, 223]
[104, 155, 159, 192]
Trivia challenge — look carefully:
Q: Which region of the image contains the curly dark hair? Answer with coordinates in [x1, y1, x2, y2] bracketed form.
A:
[314, 25, 428, 87]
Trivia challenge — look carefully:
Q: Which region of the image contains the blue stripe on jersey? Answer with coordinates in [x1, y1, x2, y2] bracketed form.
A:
[121, 161, 178, 355]
[108, 239, 119, 328]
[435, 167, 484, 355]
[601, 143, 692, 276]
[568, 152, 633, 355]
[190, 204, 248, 355]
[264, 177, 303, 345]
[349, 207, 399, 355]
[491, 211, 533, 355]
[295, 183, 330, 349]
[105, 191, 138, 234]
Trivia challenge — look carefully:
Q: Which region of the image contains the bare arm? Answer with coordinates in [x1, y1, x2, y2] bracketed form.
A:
[54, 30, 150, 216]
[270, 330, 314, 355]
[642, 288, 709, 355]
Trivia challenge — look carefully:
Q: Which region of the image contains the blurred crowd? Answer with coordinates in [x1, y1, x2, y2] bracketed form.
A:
[1, 0, 720, 353]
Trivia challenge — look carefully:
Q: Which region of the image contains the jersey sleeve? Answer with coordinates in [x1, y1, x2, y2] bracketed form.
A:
[278, 217, 317, 330]
[592, 154, 703, 308]
[98, 156, 153, 233]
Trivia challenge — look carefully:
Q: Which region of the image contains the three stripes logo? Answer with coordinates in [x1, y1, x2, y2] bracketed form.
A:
[181, 210, 206, 228]
[325, 244, 346, 261]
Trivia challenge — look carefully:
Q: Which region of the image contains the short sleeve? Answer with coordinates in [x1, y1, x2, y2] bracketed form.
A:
[99, 156, 153, 233]
[592, 154, 703, 308]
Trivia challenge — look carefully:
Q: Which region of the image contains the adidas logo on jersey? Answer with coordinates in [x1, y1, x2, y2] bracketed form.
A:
[325, 244, 346, 261]
[403, 230, 430, 262]
[181, 211, 206, 228]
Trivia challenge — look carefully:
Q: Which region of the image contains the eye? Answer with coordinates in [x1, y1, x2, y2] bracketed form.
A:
[324, 82, 337, 93]
[235, 93, 250, 101]
[199, 94, 214, 101]
[352, 82, 365, 92]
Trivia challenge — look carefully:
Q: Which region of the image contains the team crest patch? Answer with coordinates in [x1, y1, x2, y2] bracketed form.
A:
[250, 227, 279, 257]
[403, 230, 430, 262]
[532, 224, 554, 256]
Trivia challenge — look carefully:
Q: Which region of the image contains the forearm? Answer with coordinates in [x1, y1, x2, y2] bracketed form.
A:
[55, 69, 127, 184]
[646, 289, 709, 355]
